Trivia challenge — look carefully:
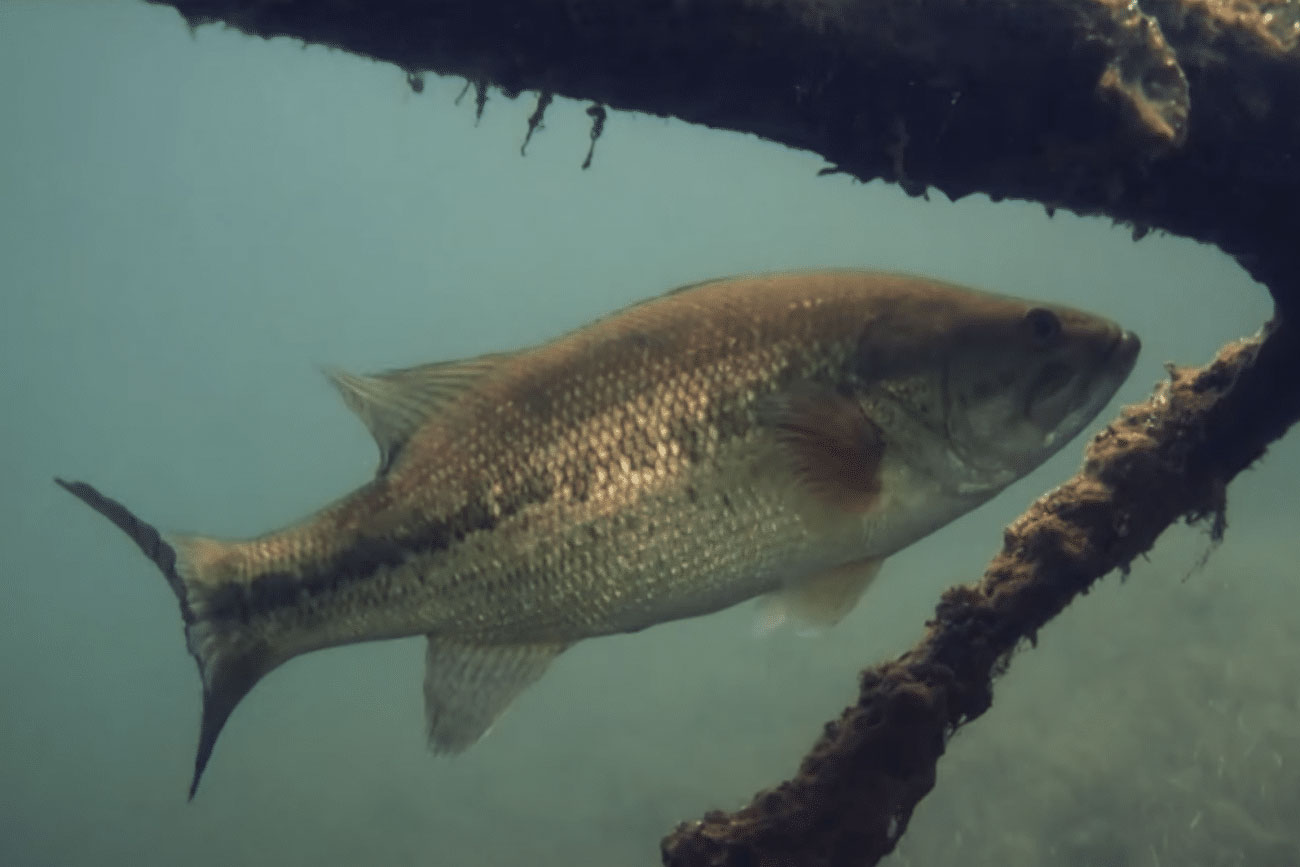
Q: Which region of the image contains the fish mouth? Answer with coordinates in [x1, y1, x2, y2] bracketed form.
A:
[1054, 326, 1139, 447]
[1028, 327, 1139, 432]
[1073, 327, 1140, 422]
[1107, 328, 1142, 374]
[936, 324, 1142, 490]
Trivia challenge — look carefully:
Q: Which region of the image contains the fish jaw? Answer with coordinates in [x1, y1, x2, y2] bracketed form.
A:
[948, 323, 1140, 487]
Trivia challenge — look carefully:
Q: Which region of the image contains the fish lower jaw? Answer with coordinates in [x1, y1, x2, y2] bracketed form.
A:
[880, 447, 1014, 502]
[953, 478, 1011, 496]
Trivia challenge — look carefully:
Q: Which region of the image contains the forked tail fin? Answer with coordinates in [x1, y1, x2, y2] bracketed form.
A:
[54, 478, 273, 799]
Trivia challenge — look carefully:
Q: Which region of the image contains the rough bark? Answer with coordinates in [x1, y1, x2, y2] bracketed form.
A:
[139, 1, 1300, 864]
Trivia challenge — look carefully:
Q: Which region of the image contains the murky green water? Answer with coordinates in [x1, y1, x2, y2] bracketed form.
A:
[1, 3, 1293, 865]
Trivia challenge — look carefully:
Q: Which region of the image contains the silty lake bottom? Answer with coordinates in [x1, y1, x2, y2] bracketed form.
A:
[0, 3, 1295, 866]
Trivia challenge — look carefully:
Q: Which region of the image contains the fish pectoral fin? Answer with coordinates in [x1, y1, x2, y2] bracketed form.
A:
[423, 636, 568, 753]
[324, 353, 510, 473]
[755, 558, 884, 636]
[759, 383, 885, 513]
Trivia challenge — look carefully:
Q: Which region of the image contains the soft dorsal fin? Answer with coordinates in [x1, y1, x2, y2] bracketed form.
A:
[324, 354, 508, 473]
[756, 557, 884, 636]
[423, 636, 568, 753]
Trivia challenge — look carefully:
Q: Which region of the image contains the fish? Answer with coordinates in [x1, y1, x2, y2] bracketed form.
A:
[56, 270, 1139, 797]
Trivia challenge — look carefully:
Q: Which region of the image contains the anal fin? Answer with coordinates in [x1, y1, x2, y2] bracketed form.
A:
[424, 636, 568, 752]
[756, 558, 884, 636]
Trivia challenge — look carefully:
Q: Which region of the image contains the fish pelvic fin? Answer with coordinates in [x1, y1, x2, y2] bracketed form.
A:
[424, 637, 568, 753]
[756, 557, 884, 636]
[54, 478, 274, 800]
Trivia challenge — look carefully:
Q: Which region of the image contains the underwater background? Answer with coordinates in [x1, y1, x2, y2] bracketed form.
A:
[1, 3, 1295, 865]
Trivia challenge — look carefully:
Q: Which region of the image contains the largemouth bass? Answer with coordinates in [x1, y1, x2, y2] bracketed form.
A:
[57, 270, 1139, 797]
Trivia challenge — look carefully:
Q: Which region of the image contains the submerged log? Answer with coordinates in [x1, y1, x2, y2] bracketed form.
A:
[139, 1, 1300, 863]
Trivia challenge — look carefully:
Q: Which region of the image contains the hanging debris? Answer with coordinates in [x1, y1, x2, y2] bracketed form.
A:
[582, 104, 606, 170]
[474, 80, 489, 124]
[521, 91, 553, 155]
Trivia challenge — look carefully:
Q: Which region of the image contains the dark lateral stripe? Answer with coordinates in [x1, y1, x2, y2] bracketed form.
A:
[202, 477, 552, 624]
[202, 391, 775, 624]
[55, 478, 195, 625]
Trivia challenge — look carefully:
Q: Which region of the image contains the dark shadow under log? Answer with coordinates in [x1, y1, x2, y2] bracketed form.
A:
[132, 1, 1300, 864]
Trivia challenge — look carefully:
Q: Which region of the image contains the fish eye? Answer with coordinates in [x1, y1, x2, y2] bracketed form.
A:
[1023, 308, 1062, 346]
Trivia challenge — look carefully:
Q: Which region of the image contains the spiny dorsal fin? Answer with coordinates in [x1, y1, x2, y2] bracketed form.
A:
[324, 354, 508, 473]
[759, 382, 886, 513]
[424, 637, 568, 753]
[756, 558, 884, 636]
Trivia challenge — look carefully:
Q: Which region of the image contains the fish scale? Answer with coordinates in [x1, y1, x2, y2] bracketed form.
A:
[56, 269, 1138, 796]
